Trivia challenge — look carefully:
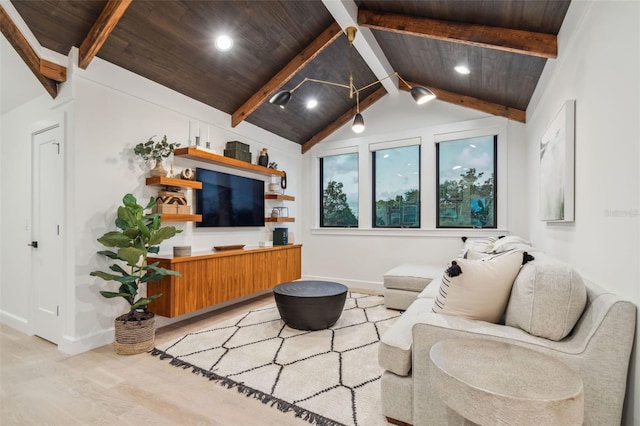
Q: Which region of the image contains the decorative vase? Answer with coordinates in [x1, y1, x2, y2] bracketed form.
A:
[258, 148, 269, 167]
[113, 312, 156, 355]
[149, 159, 167, 177]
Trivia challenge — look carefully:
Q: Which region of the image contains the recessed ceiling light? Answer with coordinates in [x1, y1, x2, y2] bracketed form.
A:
[215, 34, 233, 51]
[454, 65, 470, 75]
[306, 99, 318, 109]
[469, 144, 476, 148]
[452, 165, 462, 170]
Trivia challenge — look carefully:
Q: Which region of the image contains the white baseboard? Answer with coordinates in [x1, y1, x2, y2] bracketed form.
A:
[0, 310, 30, 334]
[301, 274, 384, 293]
[57, 328, 115, 355]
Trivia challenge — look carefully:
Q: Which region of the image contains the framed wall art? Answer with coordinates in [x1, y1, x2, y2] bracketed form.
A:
[540, 100, 575, 222]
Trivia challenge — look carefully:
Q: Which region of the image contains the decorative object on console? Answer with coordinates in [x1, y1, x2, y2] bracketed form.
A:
[224, 140, 251, 163]
[268, 26, 435, 134]
[134, 135, 181, 177]
[540, 100, 575, 222]
[213, 244, 246, 251]
[173, 246, 191, 257]
[258, 148, 269, 167]
[90, 193, 182, 355]
[273, 227, 288, 246]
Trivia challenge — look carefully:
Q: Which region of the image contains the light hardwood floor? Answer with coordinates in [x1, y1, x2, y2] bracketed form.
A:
[0, 294, 311, 425]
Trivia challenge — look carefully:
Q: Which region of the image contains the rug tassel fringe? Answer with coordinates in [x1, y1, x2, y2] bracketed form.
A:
[150, 348, 344, 426]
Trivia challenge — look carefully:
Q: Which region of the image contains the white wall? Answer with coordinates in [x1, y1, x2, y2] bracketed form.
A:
[300, 92, 528, 289]
[525, 2, 640, 424]
[1, 45, 301, 353]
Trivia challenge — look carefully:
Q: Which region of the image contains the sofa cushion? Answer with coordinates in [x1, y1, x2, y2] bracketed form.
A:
[432, 250, 524, 323]
[505, 254, 587, 341]
[384, 288, 420, 311]
[417, 276, 441, 299]
[384, 264, 444, 292]
[379, 298, 435, 376]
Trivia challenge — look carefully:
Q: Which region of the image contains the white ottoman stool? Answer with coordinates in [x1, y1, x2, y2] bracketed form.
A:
[383, 264, 444, 310]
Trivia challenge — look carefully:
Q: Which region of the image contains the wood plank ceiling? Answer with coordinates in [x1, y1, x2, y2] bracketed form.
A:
[8, 0, 570, 152]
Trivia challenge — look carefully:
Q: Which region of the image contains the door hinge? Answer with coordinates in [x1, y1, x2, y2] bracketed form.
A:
[56, 306, 59, 317]
[57, 225, 60, 235]
[53, 142, 60, 154]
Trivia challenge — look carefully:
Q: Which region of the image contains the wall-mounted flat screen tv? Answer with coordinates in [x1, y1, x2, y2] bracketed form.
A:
[195, 168, 265, 227]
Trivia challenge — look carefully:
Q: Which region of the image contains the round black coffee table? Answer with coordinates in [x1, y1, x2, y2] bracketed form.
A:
[273, 280, 348, 330]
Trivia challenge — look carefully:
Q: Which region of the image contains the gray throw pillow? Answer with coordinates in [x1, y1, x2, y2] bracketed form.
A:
[505, 254, 586, 341]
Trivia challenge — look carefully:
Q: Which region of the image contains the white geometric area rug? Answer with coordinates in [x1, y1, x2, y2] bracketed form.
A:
[151, 293, 401, 426]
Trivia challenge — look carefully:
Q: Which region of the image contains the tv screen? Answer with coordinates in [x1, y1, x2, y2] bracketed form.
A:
[196, 168, 265, 227]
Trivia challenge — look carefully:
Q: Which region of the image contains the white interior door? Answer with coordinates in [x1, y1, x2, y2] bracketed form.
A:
[31, 125, 64, 344]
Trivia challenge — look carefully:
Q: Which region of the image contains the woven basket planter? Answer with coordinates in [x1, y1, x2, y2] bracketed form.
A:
[114, 313, 156, 355]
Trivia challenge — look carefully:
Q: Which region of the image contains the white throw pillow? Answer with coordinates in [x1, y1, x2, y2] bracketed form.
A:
[464, 248, 493, 260]
[432, 250, 525, 323]
[457, 236, 499, 257]
[491, 235, 531, 253]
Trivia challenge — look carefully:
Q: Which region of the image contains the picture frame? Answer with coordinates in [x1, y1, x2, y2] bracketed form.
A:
[540, 100, 575, 222]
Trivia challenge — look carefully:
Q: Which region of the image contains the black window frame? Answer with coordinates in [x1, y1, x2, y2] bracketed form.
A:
[435, 135, 498, 229]
[371, 145, 421, 229]
[319, 154, 359, 228]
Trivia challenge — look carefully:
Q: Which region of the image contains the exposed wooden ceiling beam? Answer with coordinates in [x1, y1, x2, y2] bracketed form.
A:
[232, 22, 343, 128]
[358, 9, 557, 59]
[40, 59, 67, 82]
[399, 81, 525, 123]
[78, 0, 132, 69]
[302, 86, 387, 154]
[0, 5, 59, 98]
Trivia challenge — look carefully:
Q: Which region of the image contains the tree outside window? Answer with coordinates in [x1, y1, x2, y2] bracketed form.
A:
[437, 136, 497, 228]
[320, 153, 358, 227]
[373, 145, 420, 228]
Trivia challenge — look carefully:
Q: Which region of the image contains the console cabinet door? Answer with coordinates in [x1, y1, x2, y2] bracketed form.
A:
[148, 245, 301, 317]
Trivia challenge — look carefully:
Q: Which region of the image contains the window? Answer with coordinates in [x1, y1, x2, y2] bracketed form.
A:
[436, 135, 497, 228]
[320, 152, 358, 227]
[372, 145, 420, 228]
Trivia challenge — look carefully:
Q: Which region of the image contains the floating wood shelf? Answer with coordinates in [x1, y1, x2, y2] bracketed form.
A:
[159, 214, 202, 222]
[265, 217, 295, 223]
[265, 193, 295, 201]
[146, 176, 202, 189]
[174, 147, 285, 177]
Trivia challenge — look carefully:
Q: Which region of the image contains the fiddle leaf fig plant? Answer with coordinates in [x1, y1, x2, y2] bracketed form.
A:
[91, 193, 182, 321]
[133, 135, 180, 161]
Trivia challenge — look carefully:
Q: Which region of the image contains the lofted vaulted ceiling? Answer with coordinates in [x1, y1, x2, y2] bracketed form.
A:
[5, 0, 570, 152]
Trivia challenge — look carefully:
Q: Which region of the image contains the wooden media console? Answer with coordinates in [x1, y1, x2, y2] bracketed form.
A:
[147, 244, 302, 317]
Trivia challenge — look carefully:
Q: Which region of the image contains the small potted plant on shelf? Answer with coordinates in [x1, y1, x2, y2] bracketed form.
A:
[134, 135, 180, 177]
[90, 193, 182, 355]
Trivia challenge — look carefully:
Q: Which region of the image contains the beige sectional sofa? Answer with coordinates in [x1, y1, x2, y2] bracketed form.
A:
[379, 250, 636, 425]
